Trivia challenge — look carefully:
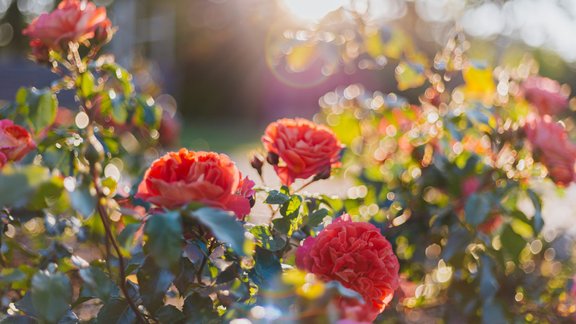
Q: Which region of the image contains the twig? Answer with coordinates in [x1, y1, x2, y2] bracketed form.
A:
[294, 178, 317, 193]
[90, 164, 148, 323]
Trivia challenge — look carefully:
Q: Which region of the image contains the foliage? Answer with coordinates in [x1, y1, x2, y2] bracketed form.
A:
[0, 1, 575, 324]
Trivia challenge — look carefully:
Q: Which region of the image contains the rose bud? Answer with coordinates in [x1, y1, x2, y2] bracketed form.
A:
[313, 164, 332, 181]
[250, 153, 264, 175]
[266, 151, 279, 165]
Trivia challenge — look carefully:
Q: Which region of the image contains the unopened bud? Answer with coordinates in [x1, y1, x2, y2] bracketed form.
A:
[250, 153, 264, 175]
[94, 21, 114, 45]
[313, 165, 332, 181]
[29, 39, 50, 65]
[266, 152, 279, 165]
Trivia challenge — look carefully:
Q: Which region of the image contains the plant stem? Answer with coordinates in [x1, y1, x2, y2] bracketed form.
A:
[90, 164, 148, 323]
[294, 178, 316, 193]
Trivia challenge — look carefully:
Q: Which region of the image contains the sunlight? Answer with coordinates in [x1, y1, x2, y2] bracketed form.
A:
[279, 0, 350, 22]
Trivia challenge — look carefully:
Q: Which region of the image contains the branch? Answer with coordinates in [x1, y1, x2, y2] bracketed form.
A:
[90, 164, 149, 323]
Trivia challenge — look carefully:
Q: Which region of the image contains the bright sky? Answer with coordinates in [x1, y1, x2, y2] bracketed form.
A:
[279, 0, 576, 63]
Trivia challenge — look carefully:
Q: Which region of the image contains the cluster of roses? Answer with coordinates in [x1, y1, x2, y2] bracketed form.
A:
[135, 118, 399, 323]
[522, 76, 576, 186]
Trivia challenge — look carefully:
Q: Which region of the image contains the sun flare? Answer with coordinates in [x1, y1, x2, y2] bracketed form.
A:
[279, 0, 350, 22]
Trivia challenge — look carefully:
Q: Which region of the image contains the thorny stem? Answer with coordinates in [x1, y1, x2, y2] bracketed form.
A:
[90, 163, 148, 323]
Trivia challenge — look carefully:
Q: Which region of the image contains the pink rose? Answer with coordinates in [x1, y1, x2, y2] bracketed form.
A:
[158, 111, 181, 148]
[522, 76, 569, 117]
[22, 0, 111, 51]
[0, 119, 36, 167]
[262, 118, 343, 186]
[296, 215, 400, 322]
[136, 149, 255, 219]
[525, 116, 576, 186]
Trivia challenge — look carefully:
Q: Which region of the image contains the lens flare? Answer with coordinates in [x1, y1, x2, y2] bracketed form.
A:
[280, 0, 349, 22]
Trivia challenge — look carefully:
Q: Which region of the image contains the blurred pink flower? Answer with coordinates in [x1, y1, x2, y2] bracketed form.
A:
[525, 116, 576, 186]
[0, 119, 36, 167]
[523, 76, 569, 117]
[23, 0, 111, 50]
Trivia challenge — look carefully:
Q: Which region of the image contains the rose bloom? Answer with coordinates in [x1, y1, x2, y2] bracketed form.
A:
[525, 116, 576, 186]
[136, 149, 254, 219]
[22, 0, 111, 50]
[522, 76, 569, 117]
[262, 118, 342, 186]
[296, 215, 399, 322]
[0, 119, 36, 168]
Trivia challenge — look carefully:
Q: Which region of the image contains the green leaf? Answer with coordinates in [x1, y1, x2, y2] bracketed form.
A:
[479, 255, 499, 300]
[274, 195, 303, 235]
[250, 226, 286, 252]
[77, 72, 95, 99]
[527, 189, 544, 233]
[118, 223, 141, 251]
[28, 88, 58, 133]
[69, 178, 96, 218]
[144, 211, 183, 268]
[264, 190, 290, 205]
[137, 258, 175, 313]
[133, 96, 161, 128]
[0, 165, 51, 208]
[156, 305, 185, 323]
[96, 298, 136, 324]
[501, 225, 526, 260]
[280, 195, 302, 218]
[249, 247, 282, 288]
[442, 225, 471, 261]
[188, 207, 246, 256]
[31, 270, 72, 323]
[183, 293, 219, 324]
[27, 176, 65, 211]
[111, 98, 128, 124]
[308, 208, 329, 227]
[79, 267, 118, 303]
[464, 193, 491, 226]
[481, 298, 507, 324]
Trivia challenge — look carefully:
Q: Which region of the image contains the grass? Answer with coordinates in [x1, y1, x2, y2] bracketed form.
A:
[178, 119, 263, 154]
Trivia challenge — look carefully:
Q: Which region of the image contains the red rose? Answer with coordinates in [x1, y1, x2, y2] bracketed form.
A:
[522, 76, 569, 117]
[296, 215, 399, 322]
[0, 119, 36, 167]
[525, 116, 576, 186]
[262, 118, 342, 186]
[136, 149, 254, 219]
[22, 0, 111, 51]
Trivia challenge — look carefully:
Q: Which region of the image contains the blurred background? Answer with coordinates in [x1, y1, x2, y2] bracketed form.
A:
[2, 0, 576, 149]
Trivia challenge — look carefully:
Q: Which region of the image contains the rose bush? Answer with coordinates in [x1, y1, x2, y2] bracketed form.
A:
[1, 1, 575, 323]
